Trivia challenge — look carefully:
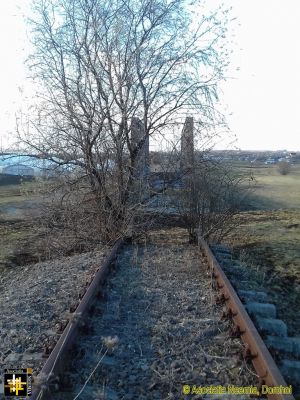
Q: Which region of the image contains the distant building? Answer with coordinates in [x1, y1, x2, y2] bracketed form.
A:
[0, 154, 60, 177]
[2, 164, 35, 176]
[264, 158, 276, 165]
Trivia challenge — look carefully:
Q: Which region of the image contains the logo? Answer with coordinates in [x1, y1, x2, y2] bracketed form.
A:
[4, 368, 32, 397]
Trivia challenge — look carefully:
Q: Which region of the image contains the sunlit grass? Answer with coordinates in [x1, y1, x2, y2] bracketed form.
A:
[0, 181, 37, 265]
[224, 162, 300, 334]
[227, 163, 300, 281]
[241, 164, 300, 209]
[226, 210, 300, 283]
[0, 182, 37, 205]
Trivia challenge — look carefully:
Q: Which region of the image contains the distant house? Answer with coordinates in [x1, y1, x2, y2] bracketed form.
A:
[264, 158, 275, 165]
[2, 164, 35, 176]
[0, 154, 60, 177]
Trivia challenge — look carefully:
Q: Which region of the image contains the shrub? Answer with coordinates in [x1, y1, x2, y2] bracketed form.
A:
[278, 161, 291, 175]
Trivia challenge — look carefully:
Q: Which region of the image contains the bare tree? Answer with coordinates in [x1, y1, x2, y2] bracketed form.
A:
[174, 159, 253, 243]
[18, 0, 231, 242]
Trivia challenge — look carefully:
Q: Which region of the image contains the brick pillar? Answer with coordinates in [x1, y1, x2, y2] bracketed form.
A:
[130, 117, 149, 202]
[131, 117, 149, 178]
[180, 116, 194, 175]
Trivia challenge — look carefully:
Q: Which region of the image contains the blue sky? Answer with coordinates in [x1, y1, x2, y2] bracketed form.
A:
[0, 0, 300, 151]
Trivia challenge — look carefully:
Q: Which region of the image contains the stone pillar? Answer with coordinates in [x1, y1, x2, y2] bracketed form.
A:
[131, 117, 149, 178]
[130, 117, 149, 202]
[180, 116, 194, 174]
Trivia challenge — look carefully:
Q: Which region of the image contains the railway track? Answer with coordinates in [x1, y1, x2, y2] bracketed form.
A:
[204, 241, 300, 399]
[199, 238, 299, 400]
[27, 228, 297, 400]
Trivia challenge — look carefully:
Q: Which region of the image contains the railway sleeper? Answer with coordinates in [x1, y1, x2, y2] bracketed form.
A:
[245, 302, 277, 319]
[255, 316, 288, 337]
[210, 244, 233, 255]
[266, 336, 300, 358]
[280, 360, 300, 388]
[214, 252, 233, 261]
[221, 264, 248, 278]
[238, 289, 268, 303]
[208, 243, 299, 399]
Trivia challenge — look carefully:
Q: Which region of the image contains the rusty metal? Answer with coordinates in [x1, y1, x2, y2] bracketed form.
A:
[198, 236, 295, 400]
[31, 238, 125, 400]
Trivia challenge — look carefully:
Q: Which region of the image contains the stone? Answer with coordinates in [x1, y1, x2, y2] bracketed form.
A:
[4, 353, 22, 362]
[21, 352, 45, 361]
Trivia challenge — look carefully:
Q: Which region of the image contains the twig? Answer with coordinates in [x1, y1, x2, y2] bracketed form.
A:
[72, 346, 108, 400]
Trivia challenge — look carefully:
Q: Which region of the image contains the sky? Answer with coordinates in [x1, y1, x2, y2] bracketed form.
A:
[0, 0, 300, 151]
[220, 0, 300, 151]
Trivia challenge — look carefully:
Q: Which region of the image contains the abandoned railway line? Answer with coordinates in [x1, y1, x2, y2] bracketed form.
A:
[4, 228, 290, 400]
[2, 227, 290, 399]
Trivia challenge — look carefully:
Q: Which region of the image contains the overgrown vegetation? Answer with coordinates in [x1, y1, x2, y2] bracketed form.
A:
[174, 161, 254, 243]
[17, 0, 231, 243]
[278, 160, 292, 175]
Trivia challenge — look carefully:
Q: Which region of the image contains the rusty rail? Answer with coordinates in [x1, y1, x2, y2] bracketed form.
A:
[31, 238, 125, 400]
[198, 236, 295, 400]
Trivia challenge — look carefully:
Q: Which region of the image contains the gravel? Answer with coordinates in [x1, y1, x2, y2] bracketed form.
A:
[0, 245, 109, 387]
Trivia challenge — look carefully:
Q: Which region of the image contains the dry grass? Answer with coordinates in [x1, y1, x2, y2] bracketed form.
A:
[0, 182, 36, 205]
[225, 210, 300, 283]
[0, 222, 33, 266]
[0, 182, 39, 266]
[224, 162, 300, 335]
[227, 162, 300, 283]
[241, 163, 300, 210]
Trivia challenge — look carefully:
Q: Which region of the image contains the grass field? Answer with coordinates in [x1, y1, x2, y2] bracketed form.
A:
[0, 182, 37, 266]
[0, 181, 36, 204]
[224, 162, 300, 334]
[244, 163, 300, 210]
[229, 163, 300, 280]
